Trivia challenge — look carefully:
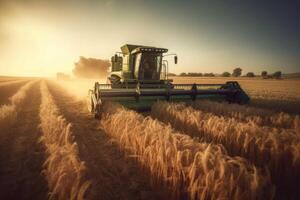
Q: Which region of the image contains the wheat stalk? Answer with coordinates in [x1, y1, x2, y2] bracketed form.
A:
[101, 102, 274, 200]
[0, 81, 36, 129]
[152, 101, 300, 196]
[39, 80, 91, 200]
[191, 100, 299, 132]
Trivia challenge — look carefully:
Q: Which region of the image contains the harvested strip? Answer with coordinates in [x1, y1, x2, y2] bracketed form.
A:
[39, 81, 91, 200]
[0, 81, 48, 200]
[101, 102, 274, 200]
[0, 81, 36, 130]
[191, 100, 300, 132]
[152, 101, 300, 198]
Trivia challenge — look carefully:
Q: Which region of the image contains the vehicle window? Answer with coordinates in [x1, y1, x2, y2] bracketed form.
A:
[139, 53, 162, 80]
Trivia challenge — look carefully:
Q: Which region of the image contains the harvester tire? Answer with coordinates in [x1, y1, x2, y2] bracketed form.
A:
[95, 113, 101, 119]
[94, 104, 102, 120]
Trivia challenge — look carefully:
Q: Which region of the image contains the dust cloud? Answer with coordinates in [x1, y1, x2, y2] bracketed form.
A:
[73, 57, 110, 79]
[55, 78, 107, 100]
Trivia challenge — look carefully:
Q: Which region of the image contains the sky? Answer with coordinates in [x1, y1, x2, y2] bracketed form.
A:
[0, 0, 299, 77]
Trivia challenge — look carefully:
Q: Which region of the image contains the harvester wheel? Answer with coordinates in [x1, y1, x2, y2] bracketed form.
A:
[94, 104, 102, 120]
[95, 112, 101, 119]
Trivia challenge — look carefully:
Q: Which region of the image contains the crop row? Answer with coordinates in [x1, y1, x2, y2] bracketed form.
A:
[0, 81, 36, 130]
[100, 102, 274, 200]
[39, 81, 91, 200]
[151, 101, 300, 197]
[190, 100, 299, 133]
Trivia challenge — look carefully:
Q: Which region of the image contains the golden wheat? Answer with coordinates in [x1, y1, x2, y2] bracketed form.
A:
[100, 102, 274, 200]
[190, 100, 300, 133]
[39, 81, 91, 200]
[0, 81, 36, 129]
[151, 101, 300, 196]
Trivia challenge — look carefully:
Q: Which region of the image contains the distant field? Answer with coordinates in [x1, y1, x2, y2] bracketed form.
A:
[0, 76, 299, 200]
[172, 76, 300, 113]
[0, 76, 32, 82]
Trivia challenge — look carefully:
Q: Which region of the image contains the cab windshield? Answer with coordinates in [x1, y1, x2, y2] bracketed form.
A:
[137, 53, 162, 80]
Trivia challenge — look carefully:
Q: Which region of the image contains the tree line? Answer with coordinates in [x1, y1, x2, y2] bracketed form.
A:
[175, 68, 282, 79]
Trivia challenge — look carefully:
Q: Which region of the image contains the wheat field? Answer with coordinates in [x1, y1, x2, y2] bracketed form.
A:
[151, 101, 299, 196]
[0, 76, 299, 200]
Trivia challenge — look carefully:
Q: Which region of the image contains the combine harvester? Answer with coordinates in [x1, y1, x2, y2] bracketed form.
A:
[88, 44, 250, 118]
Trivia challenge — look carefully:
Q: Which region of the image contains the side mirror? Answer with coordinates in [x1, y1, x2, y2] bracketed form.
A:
[174, 56, 178, 64]
[114, 54, 118, 62]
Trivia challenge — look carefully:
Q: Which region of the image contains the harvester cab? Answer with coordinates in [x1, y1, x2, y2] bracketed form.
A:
[88, 44, 250, 119]
[108, 44, 175, 87]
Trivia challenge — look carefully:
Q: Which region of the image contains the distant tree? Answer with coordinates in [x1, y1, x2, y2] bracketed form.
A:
[261, 71, 268, 78]
[167, 73, 177, 76]
[187, 72, 203, 77]
[246, 72, 255, 77]
[272, 71, 282, 79]
[222, 72, 231, 77]
[232, 67, 242, 77]
[180, 72, 206, 77]
[203, 73, 215, 77]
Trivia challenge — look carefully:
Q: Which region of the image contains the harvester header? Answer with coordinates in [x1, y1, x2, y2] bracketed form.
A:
[88, 44, 250, 118]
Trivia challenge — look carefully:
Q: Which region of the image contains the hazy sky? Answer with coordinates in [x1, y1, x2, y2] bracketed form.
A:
[0, 0, 299, 76]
